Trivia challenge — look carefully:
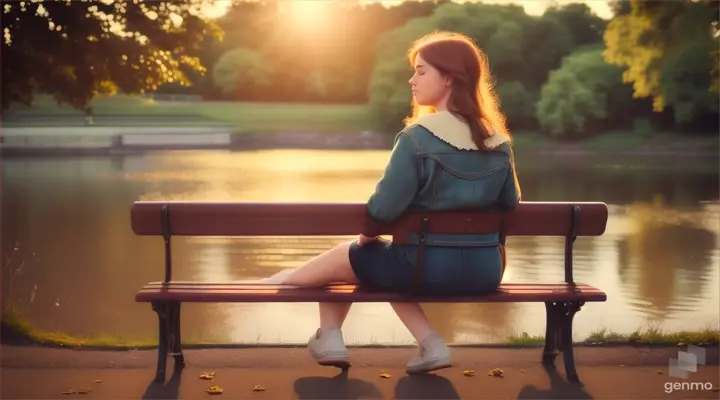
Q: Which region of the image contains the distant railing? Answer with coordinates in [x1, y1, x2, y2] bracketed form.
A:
[140, 93, 204, 102]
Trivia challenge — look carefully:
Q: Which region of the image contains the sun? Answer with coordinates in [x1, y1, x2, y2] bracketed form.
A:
[282, 0, 334, 31]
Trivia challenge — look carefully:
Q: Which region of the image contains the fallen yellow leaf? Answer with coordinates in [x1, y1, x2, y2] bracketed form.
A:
[252, 385, 266, 392]
[200, 372, 216, 380]
[488, 368, 504, 377]
[206, 385, 224, 395]
[93, 380, 103, 383]
[61, 389, 76, 395]
[462, 370, 475, 377]
[379, 370, 391, 379]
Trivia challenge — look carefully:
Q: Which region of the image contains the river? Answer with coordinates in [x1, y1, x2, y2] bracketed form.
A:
[2, 149, 718, 345]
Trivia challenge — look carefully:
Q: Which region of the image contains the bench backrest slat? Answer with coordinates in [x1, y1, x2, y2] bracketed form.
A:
[130, 201, 608, 237]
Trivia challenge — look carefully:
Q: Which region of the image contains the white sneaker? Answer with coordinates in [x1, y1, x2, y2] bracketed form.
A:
[406, 334, 452, 374]
[307, 328, 351, 369]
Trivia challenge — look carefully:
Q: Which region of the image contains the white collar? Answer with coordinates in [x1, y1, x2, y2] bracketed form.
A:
[413, 111, 508, 150]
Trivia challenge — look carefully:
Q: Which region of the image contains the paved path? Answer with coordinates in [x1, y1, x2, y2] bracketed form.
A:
[2, 345, 718, 399]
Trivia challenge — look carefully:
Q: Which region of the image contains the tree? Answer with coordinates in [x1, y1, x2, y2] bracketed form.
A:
[520, 15, 574, 91]
[543, 3, 607, 48]
[212, 48, 272, 99]
[368, 16, 436, 131]
[603, 0, 719, 124]
[2, 0, 223, 110]
[367, 2, 577, 132]
[536, 46, 627, 138]
[495, 81, 536, 129]
[158, 0, 447, 102]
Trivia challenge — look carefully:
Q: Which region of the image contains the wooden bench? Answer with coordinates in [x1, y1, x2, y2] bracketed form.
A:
[131, 201, 609, 384]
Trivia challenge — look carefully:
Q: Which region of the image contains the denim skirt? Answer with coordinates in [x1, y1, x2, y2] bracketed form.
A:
[348, 240, 503, 296]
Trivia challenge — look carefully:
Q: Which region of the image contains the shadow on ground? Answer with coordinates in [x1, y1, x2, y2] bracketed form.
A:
[141, 365, 183, 400]
[294, 371, 381, 399]
[293, 370, 462, 400]
[517, 364, 593, 399]
[394, 374, 461, 399]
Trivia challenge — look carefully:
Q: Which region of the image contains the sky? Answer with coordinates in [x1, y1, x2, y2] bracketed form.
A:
[202, 0, 614, 20]
[364, 0, 614, 19]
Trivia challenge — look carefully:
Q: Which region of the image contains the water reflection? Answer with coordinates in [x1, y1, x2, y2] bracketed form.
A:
[617, 200, 718, 323]
[1, 150, 718, 344]
[515, 155, 719, 205]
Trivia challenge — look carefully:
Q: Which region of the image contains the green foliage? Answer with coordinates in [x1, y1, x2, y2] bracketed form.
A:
[368, 17, 436, 131]
[212, 48, 272, 98]
[2, 0, 222, 110]
[536, 46, 626, 138]
[543, 3, 607, 47]
[367, 2, 579, 133]
[368, 57, 414, 132]
[496, 81, 536, 127]
[659, 42, 719, 124]
[603, 0, 719, 123]
[203, 0, 441, 103]
[519, 16, 574, 90]
[5, 0, 718, 138]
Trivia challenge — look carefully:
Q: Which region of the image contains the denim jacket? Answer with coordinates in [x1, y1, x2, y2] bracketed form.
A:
[366, 111, 521, 247]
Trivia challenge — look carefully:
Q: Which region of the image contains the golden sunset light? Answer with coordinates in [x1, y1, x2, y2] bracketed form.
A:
[199, 0, 613, 20]
[3, 1, 717, 397]
[281, 0, 334, 30]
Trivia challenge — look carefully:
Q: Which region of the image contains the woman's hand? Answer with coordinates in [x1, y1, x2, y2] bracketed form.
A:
[357, 234, 380, 246]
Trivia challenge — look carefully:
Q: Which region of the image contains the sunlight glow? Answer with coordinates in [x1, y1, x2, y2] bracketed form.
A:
[200, 1, 231, 19]
[201, 0, 613, 22]
[281, 0, 334, 31]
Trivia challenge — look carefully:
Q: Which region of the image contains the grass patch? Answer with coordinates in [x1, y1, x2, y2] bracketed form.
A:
[3, 304, 718, 350]
[4, 95, 373, 133]
[507, 327, 720, 347]
[505, 332, 546, 345]
[3, 95, 718, 152]
[1, 304, 159, 349]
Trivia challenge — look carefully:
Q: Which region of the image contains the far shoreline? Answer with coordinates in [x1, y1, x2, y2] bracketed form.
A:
[1, 129, 718, 158]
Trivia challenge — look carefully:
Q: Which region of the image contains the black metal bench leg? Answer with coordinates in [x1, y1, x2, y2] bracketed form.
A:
[167, 302, 185, 370]
[561, 301, 583, 384]
[542, 302, 561, 365]
[542, 301, 584, 384]
[151, 302, 169, 383]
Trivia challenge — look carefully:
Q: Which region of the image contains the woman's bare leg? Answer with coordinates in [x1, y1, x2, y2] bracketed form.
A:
[266, 241, 358, 329]
[267, 241, 437, 340]
[261, 241, 357, 368]
[389, 302, 435, 343]
[263, 240, 444, 371]
[283, 241, 358, 287]
[390, 302, 450, 374]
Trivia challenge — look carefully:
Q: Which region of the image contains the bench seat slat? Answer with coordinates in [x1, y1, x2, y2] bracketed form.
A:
[139, 282, 601, 291]
[135, 282, 607, 303]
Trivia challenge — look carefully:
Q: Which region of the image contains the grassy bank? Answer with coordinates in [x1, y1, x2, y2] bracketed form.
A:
[507, 327, 720, 347]
[3, 95, 372, 133]
[2, 305, 717, 350]
[4, 95, 719, 154]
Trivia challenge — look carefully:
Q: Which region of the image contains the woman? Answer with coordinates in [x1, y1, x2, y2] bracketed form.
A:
[263, 31, 521, 374]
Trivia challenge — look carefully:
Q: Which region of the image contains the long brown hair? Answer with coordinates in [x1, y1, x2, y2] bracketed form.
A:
[404, 31, 511, 150]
